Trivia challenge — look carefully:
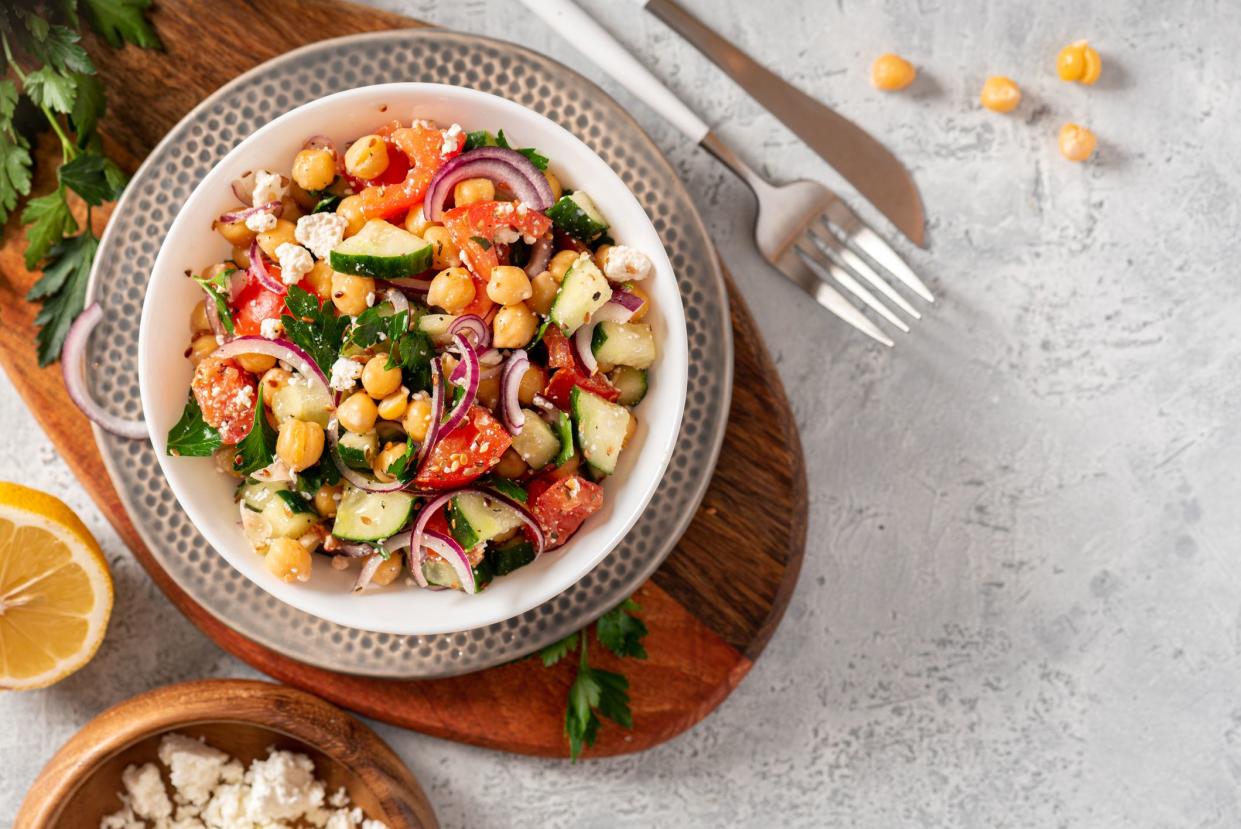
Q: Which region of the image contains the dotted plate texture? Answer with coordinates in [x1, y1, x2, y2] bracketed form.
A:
[86, 30, 732, 678]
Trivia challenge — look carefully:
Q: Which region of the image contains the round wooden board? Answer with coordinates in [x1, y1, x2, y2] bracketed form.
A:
[0, 0, 807, 758]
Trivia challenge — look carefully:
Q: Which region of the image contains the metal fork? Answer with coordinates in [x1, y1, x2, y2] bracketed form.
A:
[523, 0, 933, 347]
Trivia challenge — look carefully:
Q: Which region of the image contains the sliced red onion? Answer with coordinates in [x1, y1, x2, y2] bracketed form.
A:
[327, 420, 410, 493]
[609, 289, 644, 313]
[353, 553, 383, 592]
[248, 240, 285, 295]
[424, 529, 476, 594]
[440, 332, 479, 436]
[524, 234, 553, 277]
[500, 350, 528, 435]
[414, 359, 445, 475]
[302, 134, 338, 155]
[231, 170, 258, 204]
[448, 314, 490, 350]
[331, 540, 374, 558]
[572, 296, 636, 375]
[62, 303, 148, 439]
[408, 491, 456, 587]
[227, 268, 247, 301]
[211, 336, 328, 389]
[423, 147, 553, 221]
[384, 276, 432, 293]
[217, 200, 282, 225]
[205, 296, 229, 341]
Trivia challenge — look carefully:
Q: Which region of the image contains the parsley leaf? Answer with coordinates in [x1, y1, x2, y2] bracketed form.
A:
[21, 187, 77, 268]
[539, 632, 578, 667]
[462, 129, 491, 152]
[166, 392, 222, 457]
[81, 0, 162, 49]
[495, 129, 549, 171]
[311, 192, 342, 213]
[59, 148, 121, 205]
[0, 80, 33, 224]
[68, 72, 104, 139]
[386, 325, 434, 391]
[385, 439, 416, 482]
[346, 303, 404, 351]
[563, 635, 633, 761]
[24, 66, 77, 114]
[595, 598, 649, 660]
[21, 21, 95, 75]
[469, 234, 491, 251]
[275, 489, 316, 515]
[192, 267, 236, 335]
[231, 385, 277, 476]
[280, 285, 350, 374]
[28, 230, 95, 365]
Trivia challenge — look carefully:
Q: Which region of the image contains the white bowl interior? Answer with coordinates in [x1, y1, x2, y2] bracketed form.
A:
[139, 84, 688, 635]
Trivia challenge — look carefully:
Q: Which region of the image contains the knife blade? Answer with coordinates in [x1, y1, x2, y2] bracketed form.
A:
[641, 0, 927, 248]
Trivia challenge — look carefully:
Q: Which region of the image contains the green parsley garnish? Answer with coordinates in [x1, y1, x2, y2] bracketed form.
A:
[165, 391, 222, 458]
[280, 285, 351, 375]
[231, 384, 277, 476]
[191, 267, 236, 335]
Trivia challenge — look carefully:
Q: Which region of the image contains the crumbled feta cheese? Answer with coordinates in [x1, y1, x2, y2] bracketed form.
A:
[329, 357, 363, 392]
[515, 202, 529, 216]
[275, 243, 314, 284]
[233, 385, 254, 409]
[245, 750, 325, 822]
[260, 318, 283, 340]
[411, 118, 435, 129]
[295, 212, 348, 259]
[441, 122, 463, 155]
[493, 226, 520, 245]
[365, 291, 376, 307]
[251, 170, 287, 207]
[244, 210, 278, 233]
[158, 734, 230, 807]
[602, 245, 654, 282]
[122, 763, 173, 821]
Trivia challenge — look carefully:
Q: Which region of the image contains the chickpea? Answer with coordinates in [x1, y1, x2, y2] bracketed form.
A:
[276, 418, 325, 472]
[544, 169, 563, 202]
[231, 244, 251, 269]
[288, 180, 317, 210]
[871, 53, 916, 91]
[979, 76, 1021, 113]
[427, 267, 475, 313]
[188, 333, 218, 365]
[529, 270, 559, 315]
[281, 196, 304, 223]
[313, 483, 343, 517]
[1058, 123, 1097, 162]
[1057, 40, 1101, 85]
[424, 225, 460, 269]
[453, 177, 496, 208]
[402, 393, 433, 442]
[237, 352, 277, 374]
[337, 194, 367, 238]
[518, 364, 546, 405]
[369, 552, 403, 586]
[338, 391, 378, 434]
[622, 413, 638, 448]
[592, 243, 612, 272]
[492, 302, 538, 349]
[331, 272, 376, 316]
[377, 387, 409, 421]
[304, 260, 334, 297]
[372, 441, 407, 483]
[362, 355, 402, 398]
[547, 250, 580, 283]
[190, 300, 211, 334]
[626, 283, 651, 322]
[404, 205, 433, 236]
[214, 210, 256, 246]
[477, 374, 500, 409]
[494, 448, 528, 479]
[257, 219, 298, 260]
[292, 148, 337, 191]
[487, 265, 533, 306]
[260, 367, 292, 400]
[265, 536, 312, 582]
[344, 134, 390, 180]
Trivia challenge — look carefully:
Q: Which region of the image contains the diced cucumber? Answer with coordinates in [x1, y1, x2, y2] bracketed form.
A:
[332, 485, 414, 542]
[472, 557, 495, 592]
[553, 411, 575, 466]
[592, 321, 656, 370]
[238, 481, 286, 512]
[336, 430, 377, 470]
[261, 497, 319, 539]
[487, 535, 536, 577]
[510, 409, 560, 469]
[448, 492, 525, 550]
[609, 366, 648, 406]
[422, 557, 458, 589]
[417, 313, 457, 346]
[272, 374, 333, 427]
[486, 476, 528, 504]
[329, 219, 433, 279]
[546, 192, 609, 242]
[549, 257, 612, 335]
[570, 386, 630, 477]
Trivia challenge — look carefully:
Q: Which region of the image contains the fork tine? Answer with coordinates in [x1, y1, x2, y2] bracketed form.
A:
[772, 251, 894, 347]
[810, 218, 921, 319]
[823, 199, 935, 302]
[794, 238, 910, 333]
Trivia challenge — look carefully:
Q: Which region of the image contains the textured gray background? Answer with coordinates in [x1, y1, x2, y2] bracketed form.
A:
[3, 0, 1239, 826]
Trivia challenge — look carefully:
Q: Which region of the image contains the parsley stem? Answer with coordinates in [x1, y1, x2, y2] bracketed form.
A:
[0, 32, 78, 163]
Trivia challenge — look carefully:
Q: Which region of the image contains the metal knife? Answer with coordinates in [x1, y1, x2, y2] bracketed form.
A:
[638, 0, 927, 248]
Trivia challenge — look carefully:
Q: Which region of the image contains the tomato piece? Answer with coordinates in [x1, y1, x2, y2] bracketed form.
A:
[542, 369, 620, 410]
[529, 474, 604, 548]
[414, 406, 513, 490]
[359, 124, 461, 220]
[232, 278, 286, 337]
[541, 326, 577, 371]
[424, 507, 451, 537]
[443, 201, 553, 278]
[191, 357, 257, 445]
[458, 272, 495, 319]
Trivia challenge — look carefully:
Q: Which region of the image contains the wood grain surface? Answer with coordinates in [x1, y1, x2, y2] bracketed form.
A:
[0, 0, 807, 757]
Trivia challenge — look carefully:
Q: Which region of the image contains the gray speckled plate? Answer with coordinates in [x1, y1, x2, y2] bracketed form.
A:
[85, 29, 731, 678]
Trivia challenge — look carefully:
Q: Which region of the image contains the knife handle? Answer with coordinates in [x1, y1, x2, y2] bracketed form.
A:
[519, 0, 710, 144]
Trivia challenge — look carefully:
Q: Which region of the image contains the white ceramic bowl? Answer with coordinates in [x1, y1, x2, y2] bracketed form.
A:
[140, 83, 688, 635]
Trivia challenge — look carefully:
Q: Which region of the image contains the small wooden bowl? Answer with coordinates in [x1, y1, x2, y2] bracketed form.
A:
[15, 679, 438, 829]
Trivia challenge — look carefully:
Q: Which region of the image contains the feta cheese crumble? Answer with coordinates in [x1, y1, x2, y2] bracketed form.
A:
[440, 122, 463, 156]
[251, 170, 287, 207]
[330, 357, 363, 392]
[493, 226, 520, 245]
[275, 243, 314, 284]
[602, 245, 654, 282]
[295, 212, 348, 259]
[260, 318, 284, 340]
[244, 210, 278, 233]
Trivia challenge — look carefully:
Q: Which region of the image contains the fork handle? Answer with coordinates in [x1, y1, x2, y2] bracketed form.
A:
[519, 0, 710, 143]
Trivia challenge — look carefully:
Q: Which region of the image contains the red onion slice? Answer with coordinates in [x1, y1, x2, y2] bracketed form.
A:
[302, 134, 338, 156]
[439, 332, 479, 436]
[217, 200, 282, 225]
[62, 303, 148, 439]
[500, 350, 528, 435]
[571, 296, 637, 375]
[462, 485, 547, 556]
[326, 420, 411, 494]
[231, 170, 258, 204]
[424, 529, 476, 594]
[408, 491, 456, 587]
[448, 313, 490, 350]
[524, 234, 553, 277]
[248, 240, 285, 295]
[353, 553, 383, 592]
[423, 147, 554, 222]
[211, 336, 328, 388]
[205, 296, 229, 341]
[414, 358, 446, 475]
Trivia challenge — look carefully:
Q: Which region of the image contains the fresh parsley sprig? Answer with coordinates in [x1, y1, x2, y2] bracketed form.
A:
[539, 597, 649, 760]
[0, 0, 160, 365]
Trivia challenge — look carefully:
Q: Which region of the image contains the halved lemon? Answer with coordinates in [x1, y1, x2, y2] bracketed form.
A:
[0, 482, 113, 690]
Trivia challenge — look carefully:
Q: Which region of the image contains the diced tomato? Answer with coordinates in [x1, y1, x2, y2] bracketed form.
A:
[359, 124, 462, 220]
[414, 406, 513, 490]
[458, 272, 495, 319]
[191, 357, 257, 445]
[528, 474, 604, 547]
[232, 278, 287, 337]
[424, 507, 451, 537]
[443, 200, 553, 278]
[541, 326, 577, 371]
[542, 369, 620, 410]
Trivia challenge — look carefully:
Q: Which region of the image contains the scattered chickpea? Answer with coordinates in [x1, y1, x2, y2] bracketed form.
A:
[260, 367, 292, 400]
[518, 364, 546, 405]
[544, 169, 563, 201]
[372, 441, 407, 483]
[626, 283, 651, 322]
[236, 352, 277, 374]
[529, 270, 559, 315]
[404, 205, 433, 236]
[292, 148, 336, 191]
[494, 448, 528, 479]
[402, 394, 433, 442]
[265, 537, 312, 583]
[979, 76, 1022, 113]
[331, 272, 376, 316]
[1058, 123, 1097, 162]
[304, 260, 334, 298]
[476, 375, 500, 410]
[231, 244, 251, 269]
[188, 333, 218, 365]
[338, 391, 379, 434]
[336, 194, 367, 238]
[1056, 40, 1101, 85]
[361, 355, 402, 398]
[213, 211, 255, 247]
[288, 181, 318, 210]
[313, 483, 343, 517]
[190, 300, 211, 334]
[871, 53, 917, 91]
[276, 418, 325, 471]
[487, 265, 533, 306]
[547, 250, 580, 283]
[344, 134, 390, 180]
[622, 413, 638, 448]
[424, 225, 460, 269]
[453, 177, 496, 208]
[257, 219, 298, 260]
[592, 244, 613, 272]
[377, 387, 409, 421]
[369, 552, 403, 586]
[492, 302, 539, 349]
[427, 266, 476, 313]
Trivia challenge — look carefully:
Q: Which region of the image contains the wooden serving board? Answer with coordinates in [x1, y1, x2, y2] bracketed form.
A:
[0, 0, 807, 758]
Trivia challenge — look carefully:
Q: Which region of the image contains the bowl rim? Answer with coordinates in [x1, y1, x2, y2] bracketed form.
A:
[135, 80, 689, 635]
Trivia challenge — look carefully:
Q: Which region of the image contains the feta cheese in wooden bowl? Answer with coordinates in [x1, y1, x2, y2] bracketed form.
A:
[14, 680, 437, 829]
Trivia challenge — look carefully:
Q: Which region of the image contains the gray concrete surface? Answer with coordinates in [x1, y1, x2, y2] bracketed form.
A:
[4, 1, 1240, 826]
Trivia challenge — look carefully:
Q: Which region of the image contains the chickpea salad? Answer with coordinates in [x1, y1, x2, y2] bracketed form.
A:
[164, 116, 659, 593]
